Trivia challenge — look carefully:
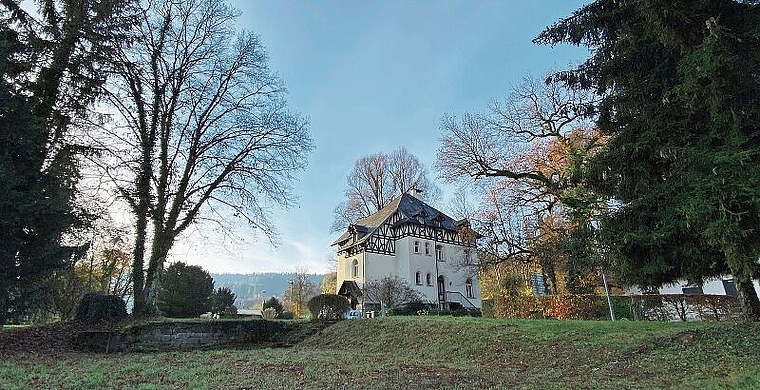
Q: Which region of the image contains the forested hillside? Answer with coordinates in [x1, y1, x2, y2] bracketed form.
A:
[212, 273, 324, 309]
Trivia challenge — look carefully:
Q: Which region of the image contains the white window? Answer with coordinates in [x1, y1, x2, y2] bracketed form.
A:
[465, 278, 473, 298]
[435, 245, 442, 261]
[426, 273, 433, 286]
[352, 259, 359, 278]
[414, 241, 420, 253]
[415, 271, 422, 285]
[424, 242, 430, 255]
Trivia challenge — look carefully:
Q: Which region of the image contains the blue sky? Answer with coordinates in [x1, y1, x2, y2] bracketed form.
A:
[175, 0, 590, 274]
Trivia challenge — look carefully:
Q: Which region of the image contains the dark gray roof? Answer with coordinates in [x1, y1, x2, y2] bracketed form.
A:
[331, 193, 460, 251]
[389, 193, 459, 232]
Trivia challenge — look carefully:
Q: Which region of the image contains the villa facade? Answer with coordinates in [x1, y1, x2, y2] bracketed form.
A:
[332, 192, 481, 312]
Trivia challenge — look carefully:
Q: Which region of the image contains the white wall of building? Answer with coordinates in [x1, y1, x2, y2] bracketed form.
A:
[336, 252, 365, 293]
[365, 252, 396, 283]
[627, 276, 760, 299]
[336, 235, 482, 309]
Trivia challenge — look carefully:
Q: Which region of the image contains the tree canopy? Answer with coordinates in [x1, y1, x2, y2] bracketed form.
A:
[92, 0, 313, 316]
[536, 0, 760, 318]
[284, 270, 319, 319]
[210, 287, 237, 315]
[157, 262, 214, 318]
[333, 147, 439, 231]
[0, 0, 134, 323]
[437, 75, 606, 294]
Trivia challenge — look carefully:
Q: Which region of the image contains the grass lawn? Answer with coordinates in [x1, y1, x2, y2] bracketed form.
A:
[2, 316, 759, 389]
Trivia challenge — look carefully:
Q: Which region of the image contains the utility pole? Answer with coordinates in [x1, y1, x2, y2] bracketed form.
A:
[602, 272, 615, 321]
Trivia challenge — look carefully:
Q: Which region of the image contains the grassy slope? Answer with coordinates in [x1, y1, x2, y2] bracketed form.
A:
[2, 317, 759, 389]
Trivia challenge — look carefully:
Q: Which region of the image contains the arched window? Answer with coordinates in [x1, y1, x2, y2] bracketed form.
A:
[352, 259, 359, 278]
[465, 278, 473, 298]
[426, 273, 433, 286]
[415, 271, 422, 285]
[414, 241, 420, 253]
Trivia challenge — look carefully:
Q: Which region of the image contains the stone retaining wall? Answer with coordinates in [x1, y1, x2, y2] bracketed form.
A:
[73, 319, 325, 352]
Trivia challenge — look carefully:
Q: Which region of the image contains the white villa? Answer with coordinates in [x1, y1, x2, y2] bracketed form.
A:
[332, 192, 481, 312]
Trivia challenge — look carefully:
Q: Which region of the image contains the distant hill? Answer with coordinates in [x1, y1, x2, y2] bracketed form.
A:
[211, 273, 325, 309]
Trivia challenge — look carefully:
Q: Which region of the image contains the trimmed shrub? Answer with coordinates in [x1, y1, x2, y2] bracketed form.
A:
[75, 294, 128, 323]
[486, 294, 742, 321]
[307, 294, 350, 320]
[278, 311, 294, 320]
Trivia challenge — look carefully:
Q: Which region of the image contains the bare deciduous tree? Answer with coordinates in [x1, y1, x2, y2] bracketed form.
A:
[332, 146, 439, 231]
[90, 0, 313, 315]
[438, 74, 596, 184]
[284, 268, 319, 319]
[362, 275, 422, 309]
[437, 75, 603, 271]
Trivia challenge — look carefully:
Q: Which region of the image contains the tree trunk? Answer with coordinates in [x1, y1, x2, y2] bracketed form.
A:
[734, 273, 760, 321]
[131, 128, 154, 316]
[143, 233, 174, 310]
[131, 216, 147, 316]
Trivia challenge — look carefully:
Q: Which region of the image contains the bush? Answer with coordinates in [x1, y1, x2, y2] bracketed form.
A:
[157, 262, 214, 318]
[278, 310, 294, 320]
[386, 300, 435, 316]
[482, 299, 495, 318]
[307, 294, 350, 320]
[210, 287, 237, 315]
[75, 294, 127, 323]
[610, 296, 641, 320]
[263, 297, 284, 315]
[486, 294, 742, 321]
[262, 307, 278, 319]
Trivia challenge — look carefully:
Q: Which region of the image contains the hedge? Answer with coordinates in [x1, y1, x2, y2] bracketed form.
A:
[484, 294, 742, 321]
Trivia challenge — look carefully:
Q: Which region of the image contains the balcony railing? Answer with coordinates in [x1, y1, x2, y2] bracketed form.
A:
[444, 291, 478, 310]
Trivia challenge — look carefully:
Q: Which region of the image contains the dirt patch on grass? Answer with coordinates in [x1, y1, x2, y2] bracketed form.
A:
[259, 362, 305, 376]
